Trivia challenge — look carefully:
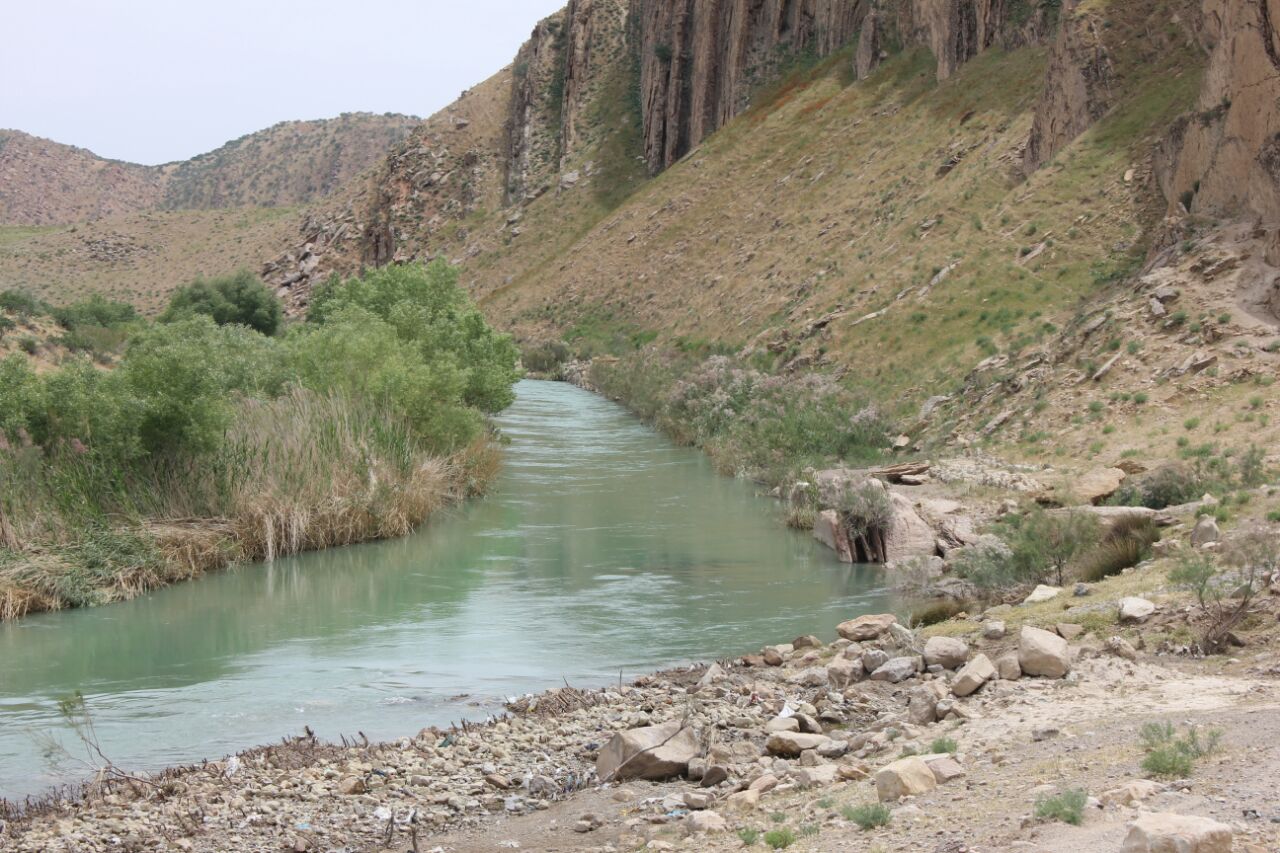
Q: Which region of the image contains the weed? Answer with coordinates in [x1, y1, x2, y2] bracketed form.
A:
[764, 828, 797, 849]
[1139, 722, 1222, 778]
[843, 802, 892, 830]
[739, 828, 760, 846]
[1034, 789, 1087, 825]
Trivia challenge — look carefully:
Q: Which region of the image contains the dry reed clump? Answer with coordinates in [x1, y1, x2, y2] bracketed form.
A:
[0, 388, 498, 621]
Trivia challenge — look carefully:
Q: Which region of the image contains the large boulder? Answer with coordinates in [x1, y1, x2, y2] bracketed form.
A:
[1119, 812, 1233, 853]
[1119, 597, 1156, 623]
[1075, 467, 1127, 505]
[1018, 626, 1071, 678]
[923, 636, 970, 670]
[765, 732, 831, 757]
[813, 509, 854, 562]
[838, 613, 898, 641]
[886, 492, 941, 563]
[869, 657, 919, 684]
[874, 756, 937, 802]
[951, 653, 996, 697]
[596, 721, 700, 782]
[1191, 517, 1221, 547]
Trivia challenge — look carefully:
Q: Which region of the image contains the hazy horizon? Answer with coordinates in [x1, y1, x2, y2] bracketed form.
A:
[2, 1, 565, 165]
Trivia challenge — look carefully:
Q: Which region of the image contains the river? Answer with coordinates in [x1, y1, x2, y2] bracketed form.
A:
[0, 380, 891, 800]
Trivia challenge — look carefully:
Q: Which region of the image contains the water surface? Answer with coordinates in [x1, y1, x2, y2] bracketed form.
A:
[0, 380, 890, 799]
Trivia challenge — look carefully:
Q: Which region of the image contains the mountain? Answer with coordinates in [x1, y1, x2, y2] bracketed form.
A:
[0, 113, 421, 226]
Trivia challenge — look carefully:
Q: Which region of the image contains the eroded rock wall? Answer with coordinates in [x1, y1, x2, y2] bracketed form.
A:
[1162, 0, 1280, 225]
[634, 0, 870, 173]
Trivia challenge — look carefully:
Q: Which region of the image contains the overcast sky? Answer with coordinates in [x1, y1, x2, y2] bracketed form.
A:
[2, 0, 566, 165]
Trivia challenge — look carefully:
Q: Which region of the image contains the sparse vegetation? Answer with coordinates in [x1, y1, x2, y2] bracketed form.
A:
[1139, 722, 1222, 778]
[1034, 788, 1087, 825]
[842, 802, 892, 830]
[1169, 526, 1275, 654]
[764, 828, 797, 849]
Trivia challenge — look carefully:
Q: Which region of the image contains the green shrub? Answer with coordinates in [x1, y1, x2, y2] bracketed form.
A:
[764, 828, 797, 849]
[307, 260, 521, 418]
[1139, 722, 1221, 778]
[1034, 788, 1087, 825]
[738, 828, 760, 846]
[1078, 515, 1160, 581]
[842, 802, 891, 830]
[53, 295, 139, 330]
[930, 737, 958, 754]
[0, 289, 50, 319]
[521, 340, 571, 375]
[160, 270, 283, 336]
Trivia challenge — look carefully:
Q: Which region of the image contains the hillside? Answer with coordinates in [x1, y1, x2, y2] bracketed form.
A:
[0, 113, 420, 226]
[259, 0, 1280, 473]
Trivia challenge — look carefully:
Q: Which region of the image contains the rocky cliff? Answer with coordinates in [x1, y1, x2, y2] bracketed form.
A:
[1160, 0, 1280, 227]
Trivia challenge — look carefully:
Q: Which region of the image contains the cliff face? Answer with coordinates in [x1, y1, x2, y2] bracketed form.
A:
[1161, 0, 1280, 226]
[634, 0, 869, 173]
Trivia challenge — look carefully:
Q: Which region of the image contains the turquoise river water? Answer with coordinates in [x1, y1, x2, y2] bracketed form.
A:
[0, 380, 891, 800]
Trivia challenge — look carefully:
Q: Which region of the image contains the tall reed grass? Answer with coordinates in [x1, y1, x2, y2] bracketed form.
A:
[0, 388, 493, 620]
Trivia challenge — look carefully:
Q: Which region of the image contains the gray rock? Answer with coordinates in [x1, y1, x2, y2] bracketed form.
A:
[596, 721, 699, 782]
[869, 657, 919, 684]
[923, 636, 969, 670]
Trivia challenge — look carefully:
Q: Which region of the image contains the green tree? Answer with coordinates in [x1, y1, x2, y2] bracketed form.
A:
[160, 270, 283, 336]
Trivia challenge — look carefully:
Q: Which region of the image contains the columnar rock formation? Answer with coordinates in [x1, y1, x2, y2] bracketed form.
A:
[634, 0, 869, 173]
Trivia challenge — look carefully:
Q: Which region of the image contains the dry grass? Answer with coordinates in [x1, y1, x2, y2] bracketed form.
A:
[0, 389, 494, 621]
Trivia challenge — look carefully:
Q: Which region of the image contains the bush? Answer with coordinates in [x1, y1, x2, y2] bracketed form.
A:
[53, 295, 138, 330]
[1078, 515, 1160, 582]
[161, 270, 283, 336]
[1034, 788, 1087, 825]
[0, 289, 50, 319]
[763, 828, 797, 849]
[1169, 528, 1273, 654]
[1139, 722, 1221, 778]
[957, 510, 1100, 590]
[842, 802, 891, 830]
[307, 260, 521, 418]
[930, 737, 958, 754]
[521, 340, 571, 375]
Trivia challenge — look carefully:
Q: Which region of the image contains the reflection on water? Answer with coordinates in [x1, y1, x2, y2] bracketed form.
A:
[0, 380, 891, 798]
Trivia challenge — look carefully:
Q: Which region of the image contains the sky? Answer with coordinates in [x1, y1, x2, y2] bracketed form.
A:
[1, 0, 566, 165]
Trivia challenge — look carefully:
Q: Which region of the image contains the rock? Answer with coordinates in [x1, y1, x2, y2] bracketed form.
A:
[792, 634, 821, 650]
[814, 510, 854, 562]
[725, 789, 760, 811]
[700, 765, 730, 788]
[826, 658, 863, 689]
[1076, 467, 1127, 505]
[996, 653, 1023, 680]
[838, 613, 898, 641]
[749, 773, 780, 794]
[766, 716, 800, 733]
[924, 756, 966, 784]
[886, 492, 941, 563]
[597, 721, 699, 782]
[796, 764, 839, 787]
[794, 713, 824, 734]
[1019, 626, 1071, 678]
[874, 757, 938, 802]
[907, 685, 940, 724]
[1102, 780, 1162, 807]
[336, 777, 365, 795]
[762, 647, 784, 667]
[1056, 623, 1085, 640]
[766, 732, 831, 757]
[573, 813, 602, 833]
[683, 791, 712, 810]
[951, 653, 996, 697]
[870, 657, 919, 684]
[1191, 517, 1221, 547]
[1119, 597, 1156, 623]
[1024, 585, 1061, 604]
[862, 649, 890, 671]
[484, 772, 512, 790]
[923, 636, 970, 670]
[696, 663, 726, 691]
[1107, 635, 1140, 661]
[982, 620, 1007, 640]
[788, 667, 828, 688]
[688, 810, 728, 833]
[1119, 813, 1233, 853]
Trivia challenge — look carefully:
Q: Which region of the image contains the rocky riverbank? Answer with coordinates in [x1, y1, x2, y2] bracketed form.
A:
[5, 546, 1280, 853]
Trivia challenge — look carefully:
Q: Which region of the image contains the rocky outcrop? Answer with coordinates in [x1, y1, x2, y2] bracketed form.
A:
[856, 0, 1057, 83]
[634, 0, 869, 173]
[1160, 0, 1280, 226]
[1023, 0, 1113, 171]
